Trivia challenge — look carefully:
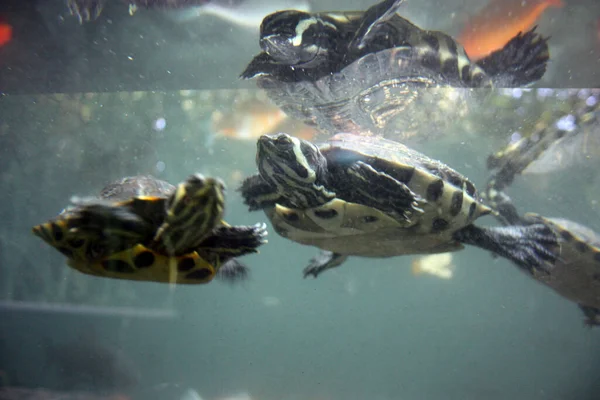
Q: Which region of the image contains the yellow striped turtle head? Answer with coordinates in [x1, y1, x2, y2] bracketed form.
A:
[157, 174, 226, 255]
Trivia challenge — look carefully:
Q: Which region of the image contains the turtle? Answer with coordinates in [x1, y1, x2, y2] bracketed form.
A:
[240, 0, 550, 136]
[484, 123, 600, 327]
[238, 132, 558, 279]
[33, 174, 268, 285]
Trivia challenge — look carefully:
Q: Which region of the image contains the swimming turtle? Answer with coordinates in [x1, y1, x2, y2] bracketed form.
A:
[239, 133, 558, 279]
[485, 123, 600, 326]
[33, 174, 267, 284]
[241, 0, 550, 135]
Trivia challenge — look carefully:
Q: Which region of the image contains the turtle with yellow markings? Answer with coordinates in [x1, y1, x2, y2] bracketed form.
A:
[241, 0, 550, 136]
[33, 174, 267, 285]
[485, 121, 600, 327]
[239, 133, 558, 279]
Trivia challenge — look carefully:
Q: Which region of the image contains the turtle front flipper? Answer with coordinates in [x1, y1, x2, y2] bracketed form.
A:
[238, 174, 283, 211]
[345, 161, 425, 224]
[197, 223, 268, 264]
[452, 223, 558, 274]
[476, 27, 550, 87]
[303, 251, 349, 279]
[350, 0, 405, 51]
[579, 305, 600, 327]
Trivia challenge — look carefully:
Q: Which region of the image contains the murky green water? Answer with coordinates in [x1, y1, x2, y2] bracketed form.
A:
[1, 0, 600, 399]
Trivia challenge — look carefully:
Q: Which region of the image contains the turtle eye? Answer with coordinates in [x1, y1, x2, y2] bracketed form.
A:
[274, 135, 292, 148]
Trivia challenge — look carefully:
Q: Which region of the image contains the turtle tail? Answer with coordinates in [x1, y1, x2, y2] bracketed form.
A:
[476, 26, 550, 87]
[452, 223, 558, 274]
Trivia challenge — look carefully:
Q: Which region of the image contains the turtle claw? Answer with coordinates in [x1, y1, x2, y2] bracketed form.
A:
[67, 0, 105, 23]
[303, 251, 348, 279]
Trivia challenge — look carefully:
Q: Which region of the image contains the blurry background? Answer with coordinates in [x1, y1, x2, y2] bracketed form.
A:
[0, 1, 600, 399]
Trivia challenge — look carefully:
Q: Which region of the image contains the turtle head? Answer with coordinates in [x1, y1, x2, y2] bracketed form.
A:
[160, 174, 226, 254]
[260, 10, 335, 68]
[256, 133, 335, 208]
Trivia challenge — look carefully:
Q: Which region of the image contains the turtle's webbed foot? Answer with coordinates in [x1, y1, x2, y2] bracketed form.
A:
[477, 26, 549, 87]
[67, 0, 105, 23]
[238, 175, 280, 211]
[454, 223, 558, 274]
[347, 161, 425, 224]
[201, 223, 268, 258]
[216, 259, 250, 284]
[303, 251, 348, 279]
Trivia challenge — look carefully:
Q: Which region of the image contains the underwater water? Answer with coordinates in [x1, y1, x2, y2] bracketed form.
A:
[1, 1, 600, 400]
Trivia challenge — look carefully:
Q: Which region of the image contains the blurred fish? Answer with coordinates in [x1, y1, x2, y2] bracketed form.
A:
[411, 253, 454, 280]
[210, 99, 317, 142]
[167, 0, 311, 29]
[0, 17, 12, 47]
[458, 0, 563, 60]
[0, 25, 11, 47]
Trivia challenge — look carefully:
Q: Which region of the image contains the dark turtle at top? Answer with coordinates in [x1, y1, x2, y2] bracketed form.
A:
[67, 0, 212, 23]
[485, 112, 600, 327]
[241, 0, 550, 135]
[239, 133, 558, 279]
[33, 174, 267, 285]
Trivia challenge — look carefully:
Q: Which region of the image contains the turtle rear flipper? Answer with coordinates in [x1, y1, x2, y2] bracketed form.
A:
[453, 223, 558, 274]
[216, 259, 250, 284]
[476, 27, 550, 87]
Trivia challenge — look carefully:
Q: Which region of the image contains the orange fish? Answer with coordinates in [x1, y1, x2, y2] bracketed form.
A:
[0, 22, 12, 47]
[211, 99, 317, 141]
[458, 0, 563, 60]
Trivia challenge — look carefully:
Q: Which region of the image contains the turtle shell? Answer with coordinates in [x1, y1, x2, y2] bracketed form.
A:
[32, 174, 228, 285]
[525, 213, 600, 310]
[266, 133, 493, 256]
